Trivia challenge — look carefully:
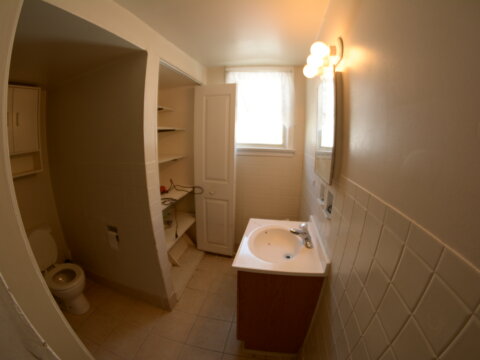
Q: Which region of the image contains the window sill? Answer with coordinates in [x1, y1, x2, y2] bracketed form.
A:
[235, 147, 296, 157]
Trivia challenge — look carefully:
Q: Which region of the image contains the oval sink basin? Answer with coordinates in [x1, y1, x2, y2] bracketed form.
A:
[233, 218, 329, 276]
[248, 226, 303, 263]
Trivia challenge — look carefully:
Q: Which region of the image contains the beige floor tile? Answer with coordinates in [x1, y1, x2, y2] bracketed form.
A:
[199, 292, 236, 321]
[223, 323, 253, 358]
[186, 316, 231, 352]
[222, 355, 253, 360]
[198, 255, 235, 276]
[135, 333, 183, 360]
[80, 337, 100, 355]
[263, 354, 297, 359]
[94, 348, 128, 360]
[150, 310, 196, 342]
[213, 256, 236, 276]
[77, 310, 119, 344]
[102, 320, 151, 360]
[122, 300, 167, 330]
[174, 288, 208, 315]
[209, 275, 237, 296]
[63, 310, 93, 331]
[187, 269, 218, 292]
[85, 283, 116, 309]
[178, 345, 223, 360]
[96, 291, 136, 321]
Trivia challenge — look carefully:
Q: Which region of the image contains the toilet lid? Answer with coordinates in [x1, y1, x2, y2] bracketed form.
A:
[29, 228, 57, 271]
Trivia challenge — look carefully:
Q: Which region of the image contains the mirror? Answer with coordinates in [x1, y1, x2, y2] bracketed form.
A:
[314, 67, 339, 185]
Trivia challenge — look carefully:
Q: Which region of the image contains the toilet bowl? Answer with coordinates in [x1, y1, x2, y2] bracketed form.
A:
[29, 228, 90, 315]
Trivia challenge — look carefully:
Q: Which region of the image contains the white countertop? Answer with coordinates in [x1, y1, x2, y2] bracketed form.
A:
[232, 218, 330, 277]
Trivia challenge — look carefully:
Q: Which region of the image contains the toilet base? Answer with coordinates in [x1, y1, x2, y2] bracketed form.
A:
[64, 293, 90, 315]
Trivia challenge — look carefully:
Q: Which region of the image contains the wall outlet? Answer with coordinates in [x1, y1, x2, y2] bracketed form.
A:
[106, 225, 119, 251]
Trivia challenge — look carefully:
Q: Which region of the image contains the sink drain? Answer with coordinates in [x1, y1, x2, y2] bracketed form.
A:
[284, 254, 293, 259]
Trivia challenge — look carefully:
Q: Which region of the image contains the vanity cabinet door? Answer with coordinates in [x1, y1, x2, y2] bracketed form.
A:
[237, 271, 324, 353]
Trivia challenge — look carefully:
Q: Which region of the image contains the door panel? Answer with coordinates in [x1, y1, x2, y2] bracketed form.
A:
[205, 199, 229, 247]
[204, 95, 230, 182]
[194, 84, 236, 256]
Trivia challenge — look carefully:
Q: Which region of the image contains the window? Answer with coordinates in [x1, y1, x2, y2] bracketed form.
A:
[226, 67, 294, 149]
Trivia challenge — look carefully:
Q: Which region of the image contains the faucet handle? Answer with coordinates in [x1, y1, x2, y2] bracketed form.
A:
[300, 222, 308, 231]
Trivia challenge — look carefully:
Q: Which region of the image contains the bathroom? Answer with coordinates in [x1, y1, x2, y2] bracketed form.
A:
[0, 0, 479, 360]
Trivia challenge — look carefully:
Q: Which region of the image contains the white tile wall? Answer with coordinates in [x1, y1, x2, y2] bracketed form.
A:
[301, 178, 480, 360]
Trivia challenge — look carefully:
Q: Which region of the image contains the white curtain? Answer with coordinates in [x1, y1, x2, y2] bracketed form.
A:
[226, 67, 294, 146]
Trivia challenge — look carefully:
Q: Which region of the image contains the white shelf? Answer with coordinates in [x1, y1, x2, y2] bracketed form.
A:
[13, 169, 43, 179]
[158, 106, 173, 112]
[165, 212, 196, 251]
[161, 188, 193, 210]
[157, 126, 185, 132]
[158, 154, 185, 164]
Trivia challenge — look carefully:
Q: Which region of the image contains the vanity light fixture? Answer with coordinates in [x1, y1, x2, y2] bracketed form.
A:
[303, 37, 344, 78]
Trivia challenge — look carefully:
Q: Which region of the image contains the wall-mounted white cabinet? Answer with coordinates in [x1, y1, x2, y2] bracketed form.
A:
[7, 85, 43, 178]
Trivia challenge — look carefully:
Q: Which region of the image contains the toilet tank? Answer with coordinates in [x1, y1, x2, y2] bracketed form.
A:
[28, 227, 58, 271]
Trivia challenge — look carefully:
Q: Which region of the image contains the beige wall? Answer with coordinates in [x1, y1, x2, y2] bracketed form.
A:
[207, 66, 306, 243]
[0, 0, 207, 357]
[47, 52, 170, 305]
[206, 66, 226, 85]
[13, 89, 69, 261]
[301, 0, 480, 359]
[0, 0, 91, 358]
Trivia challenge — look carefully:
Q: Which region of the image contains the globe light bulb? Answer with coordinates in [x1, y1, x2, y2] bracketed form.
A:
[303, 64, 319, 78]
[307, 54, 324, 68]
[310, 41, 330, 58]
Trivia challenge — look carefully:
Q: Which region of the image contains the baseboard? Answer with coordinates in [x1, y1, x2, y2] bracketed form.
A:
[85, 271, 171, 310]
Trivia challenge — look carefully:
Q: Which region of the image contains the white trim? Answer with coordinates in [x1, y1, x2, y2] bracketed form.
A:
[235, 147, 295, 157]
[226, 66, 294, 73]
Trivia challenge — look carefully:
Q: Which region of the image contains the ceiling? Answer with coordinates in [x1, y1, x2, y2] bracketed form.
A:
[10, 0, 140, 87]
[159, 62, 199, 89]
[113, 0, 329, 67]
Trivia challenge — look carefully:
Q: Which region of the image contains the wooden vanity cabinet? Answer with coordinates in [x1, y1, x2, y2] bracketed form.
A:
[237, 270, 324, 354]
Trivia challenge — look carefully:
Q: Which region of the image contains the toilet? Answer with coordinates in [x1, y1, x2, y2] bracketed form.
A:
[29, 227, 90, 315]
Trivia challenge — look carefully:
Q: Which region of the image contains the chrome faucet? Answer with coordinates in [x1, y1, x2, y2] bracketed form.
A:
[290, 222, 313, 249]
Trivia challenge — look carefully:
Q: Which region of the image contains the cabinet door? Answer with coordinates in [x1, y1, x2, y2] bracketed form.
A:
[194, 84, 236, 256]
[11, 87, 40, 154]
[7, 87, 13, 153]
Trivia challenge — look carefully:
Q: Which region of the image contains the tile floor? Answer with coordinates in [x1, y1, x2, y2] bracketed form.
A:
[64, 254, 297, 360]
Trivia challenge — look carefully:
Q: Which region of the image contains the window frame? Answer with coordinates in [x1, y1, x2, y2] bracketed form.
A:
[225, 66, 295, 152]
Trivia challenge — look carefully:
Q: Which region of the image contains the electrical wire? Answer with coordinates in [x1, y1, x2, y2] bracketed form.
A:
[160, 179, 204, 239]
[166, 178, 204, 195]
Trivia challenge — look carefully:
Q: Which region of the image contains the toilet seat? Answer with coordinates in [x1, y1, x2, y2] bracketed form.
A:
[44, 263, 84, 292]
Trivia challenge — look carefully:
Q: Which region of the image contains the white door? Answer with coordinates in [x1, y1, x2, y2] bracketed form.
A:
[194, 84, 236, 256]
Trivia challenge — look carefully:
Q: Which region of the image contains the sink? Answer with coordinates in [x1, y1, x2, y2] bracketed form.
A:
[233, 218, 329, 276]
[247, 226, 303, 263]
